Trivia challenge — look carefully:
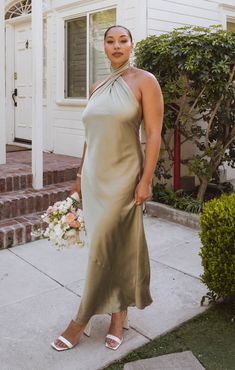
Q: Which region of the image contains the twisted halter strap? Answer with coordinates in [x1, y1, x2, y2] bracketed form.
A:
[110, 59, 130, 79]
[89, 60, 130, 99]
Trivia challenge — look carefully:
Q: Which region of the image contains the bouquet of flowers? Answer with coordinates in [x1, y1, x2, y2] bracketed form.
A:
[41, 192, 86, 249]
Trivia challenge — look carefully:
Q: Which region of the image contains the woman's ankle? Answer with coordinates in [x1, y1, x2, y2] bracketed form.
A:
[112, 309, 127, 317]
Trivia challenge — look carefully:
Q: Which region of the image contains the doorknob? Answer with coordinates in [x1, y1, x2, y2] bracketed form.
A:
[12, 88, 17, 107]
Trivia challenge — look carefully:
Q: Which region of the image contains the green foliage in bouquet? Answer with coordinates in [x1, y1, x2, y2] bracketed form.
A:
[199, 192, 235, 302]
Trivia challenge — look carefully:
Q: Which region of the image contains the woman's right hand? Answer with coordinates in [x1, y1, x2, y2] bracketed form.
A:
[70, 177, 82, 198]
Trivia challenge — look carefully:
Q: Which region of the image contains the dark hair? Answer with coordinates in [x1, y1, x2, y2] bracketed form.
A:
[104, 25, 133, 42]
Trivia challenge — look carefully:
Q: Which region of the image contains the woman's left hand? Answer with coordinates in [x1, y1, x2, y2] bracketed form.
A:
[134, 179, 152, 205]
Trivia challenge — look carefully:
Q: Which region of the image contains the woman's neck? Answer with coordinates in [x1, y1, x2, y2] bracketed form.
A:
[110, 59, 130, 70]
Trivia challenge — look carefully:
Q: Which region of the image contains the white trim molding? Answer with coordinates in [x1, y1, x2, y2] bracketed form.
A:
[45, 13, 54, 151]
[0, 0, 6, 164]
[52, 0, 115, 13]
[219, 4, 235, 29]
[32, 0, 43, 189]
[56, 98, 88, 107]
[5, 12, 31, 25]
[5, 23, 15, 144]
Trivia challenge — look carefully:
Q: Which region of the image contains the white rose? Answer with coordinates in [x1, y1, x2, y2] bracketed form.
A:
[64, 229, 77, 244]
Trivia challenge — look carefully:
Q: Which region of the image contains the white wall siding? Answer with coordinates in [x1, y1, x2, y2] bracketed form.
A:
[212, 0, 235, 5]
[118, 0, 136, 38]
[147, 0, 235, 35]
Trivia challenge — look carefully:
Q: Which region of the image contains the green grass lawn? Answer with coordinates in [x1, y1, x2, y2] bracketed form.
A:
[105, 301, 235, 370]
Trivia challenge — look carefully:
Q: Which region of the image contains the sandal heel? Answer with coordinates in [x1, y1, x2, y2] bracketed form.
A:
[123, 313, 129, 330]
[83, 318, 92, 337]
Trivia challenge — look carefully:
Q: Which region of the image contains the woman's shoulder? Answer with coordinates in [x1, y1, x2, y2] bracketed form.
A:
[131, 67, 161, 92]
[132, 67, 158, 83]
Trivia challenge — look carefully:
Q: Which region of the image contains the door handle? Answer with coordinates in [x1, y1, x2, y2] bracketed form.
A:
[12, 88, 18, 107]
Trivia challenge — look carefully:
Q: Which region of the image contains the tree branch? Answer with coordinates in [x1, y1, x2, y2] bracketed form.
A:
[205, 64, 235, 150]
[188, 84, 207, 115]
[162, 136, 174, 162]
[224, 124, 235, 150]
[175, 87, 188, 128]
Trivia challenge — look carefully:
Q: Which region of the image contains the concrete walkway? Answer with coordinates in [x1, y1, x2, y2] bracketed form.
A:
[0, 215, 207, 370]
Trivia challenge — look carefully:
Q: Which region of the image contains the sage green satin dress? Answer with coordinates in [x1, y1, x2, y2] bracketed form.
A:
[75, 61, 153, 325]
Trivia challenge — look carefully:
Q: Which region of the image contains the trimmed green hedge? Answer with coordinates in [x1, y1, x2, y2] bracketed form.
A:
[199, 192, 235, 299]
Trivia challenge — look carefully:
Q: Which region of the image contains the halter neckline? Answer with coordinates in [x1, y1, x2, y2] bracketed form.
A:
[89, 60, 131, 99]
[110, 60, 130, 77]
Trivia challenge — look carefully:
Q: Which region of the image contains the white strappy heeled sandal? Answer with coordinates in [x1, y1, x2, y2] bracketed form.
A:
[51, 335, 75, 351]
[105, 313, 129, 351]
[50, 318, 92, 351]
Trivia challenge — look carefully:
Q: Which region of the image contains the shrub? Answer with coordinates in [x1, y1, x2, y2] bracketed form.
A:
[152, 185, 203, 213]
[199, 192, 235, 301]
[135, 26, 235, 201]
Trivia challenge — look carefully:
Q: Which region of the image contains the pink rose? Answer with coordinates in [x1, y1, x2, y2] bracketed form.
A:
[65, 212, 76, 224]
[70, 220, 81, 229]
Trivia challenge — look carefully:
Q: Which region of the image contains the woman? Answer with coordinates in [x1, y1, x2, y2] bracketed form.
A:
[51, 25, 163, 351]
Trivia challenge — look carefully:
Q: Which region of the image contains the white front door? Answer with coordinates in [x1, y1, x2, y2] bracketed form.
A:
[14, 21, 32, 141]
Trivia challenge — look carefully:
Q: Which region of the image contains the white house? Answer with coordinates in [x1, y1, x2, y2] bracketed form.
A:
[1, 0, 235, 181]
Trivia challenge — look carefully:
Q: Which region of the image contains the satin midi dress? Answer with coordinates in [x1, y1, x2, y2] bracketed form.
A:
[75, 61, 153, 325]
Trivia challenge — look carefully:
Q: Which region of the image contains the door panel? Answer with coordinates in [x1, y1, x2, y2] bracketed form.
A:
[14, 22, 32, 141]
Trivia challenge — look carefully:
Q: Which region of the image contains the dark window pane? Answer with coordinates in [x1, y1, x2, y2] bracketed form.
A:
[227, 21, 235, 31]
[67, 16, 87, 98]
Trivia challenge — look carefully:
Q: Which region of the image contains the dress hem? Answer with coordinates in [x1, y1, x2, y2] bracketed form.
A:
[74, 298, 153, 325]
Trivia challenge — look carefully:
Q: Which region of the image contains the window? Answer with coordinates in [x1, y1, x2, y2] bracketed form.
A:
[66, 16, 87, 98]
[5, 0, 32, 20]
[65, 8, 116, 99]
[227, 20, 235, 31]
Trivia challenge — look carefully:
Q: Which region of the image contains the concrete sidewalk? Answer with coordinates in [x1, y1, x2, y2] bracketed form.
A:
[0, 215, 207, 370]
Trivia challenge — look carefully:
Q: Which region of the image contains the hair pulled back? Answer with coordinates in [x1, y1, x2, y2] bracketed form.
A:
[104, 25, 133, 42]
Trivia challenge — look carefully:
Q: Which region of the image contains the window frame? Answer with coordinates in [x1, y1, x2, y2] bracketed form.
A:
[220, 4, 235, 30]
[56, 5, 117, 107]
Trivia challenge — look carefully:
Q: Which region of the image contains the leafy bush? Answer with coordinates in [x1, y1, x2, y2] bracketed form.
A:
[152, 185, 203, 213]
[135, 26, 235, 201]
[154, 157, 172, 186]
[199, 192, 235, 301]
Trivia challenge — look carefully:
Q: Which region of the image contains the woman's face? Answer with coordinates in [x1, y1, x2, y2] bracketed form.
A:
[104, 27, 133, 67]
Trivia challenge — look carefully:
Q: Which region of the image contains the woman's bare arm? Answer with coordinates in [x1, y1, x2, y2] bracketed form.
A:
[70, 142, 86, 195]
[141, 72, 164, 184]
[134, 72, 164, 204]
[77, 142, 87, 175]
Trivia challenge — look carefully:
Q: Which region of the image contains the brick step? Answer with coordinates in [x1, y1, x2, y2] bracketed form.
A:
[0, 181, 73, 221]
[0, 212, 47, 249]
[0, 166, 78, 193]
